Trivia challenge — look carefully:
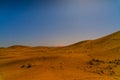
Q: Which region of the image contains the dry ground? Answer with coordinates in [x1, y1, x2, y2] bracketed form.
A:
[0, 31, 120, 80]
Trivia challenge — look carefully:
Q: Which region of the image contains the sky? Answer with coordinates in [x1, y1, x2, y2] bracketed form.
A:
[0, 0, 120, 47]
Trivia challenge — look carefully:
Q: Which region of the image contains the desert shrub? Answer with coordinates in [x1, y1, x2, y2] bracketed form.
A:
[96, 70, 104, 75]
[88, 58, 104, 66]
[106, 65, 113, 70]
[20, 64, 32, 69]
[109, 71, 115, 75]
[27, 64, 32, 68]
[21, 65, 25, 68]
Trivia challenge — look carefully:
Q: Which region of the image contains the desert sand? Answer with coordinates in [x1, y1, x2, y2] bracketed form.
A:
[0, 31, 120, 80]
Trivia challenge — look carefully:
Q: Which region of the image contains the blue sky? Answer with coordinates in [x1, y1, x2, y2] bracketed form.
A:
[0, 0, 120, 47]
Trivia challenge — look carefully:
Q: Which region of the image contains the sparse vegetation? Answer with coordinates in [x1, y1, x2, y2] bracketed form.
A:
[20, 64, 32, 69]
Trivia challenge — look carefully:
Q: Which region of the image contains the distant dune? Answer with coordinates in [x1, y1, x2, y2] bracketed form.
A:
[7, 45, 31, 49]
[0, 31, 120, 80]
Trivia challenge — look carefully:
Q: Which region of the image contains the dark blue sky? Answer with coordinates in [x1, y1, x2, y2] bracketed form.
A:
[0, 0, 120, 47]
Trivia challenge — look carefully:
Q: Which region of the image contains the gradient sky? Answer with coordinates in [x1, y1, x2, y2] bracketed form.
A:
[0, 0, 120, 47]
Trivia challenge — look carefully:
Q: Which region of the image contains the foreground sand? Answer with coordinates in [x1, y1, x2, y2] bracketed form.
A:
[0, 53, 119, 80]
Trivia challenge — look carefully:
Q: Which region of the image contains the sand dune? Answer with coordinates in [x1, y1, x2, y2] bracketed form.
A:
[0, 31, 120, 80]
